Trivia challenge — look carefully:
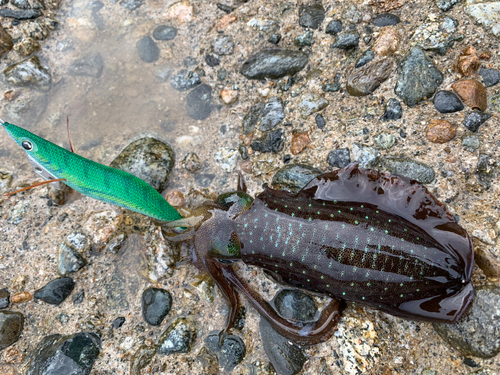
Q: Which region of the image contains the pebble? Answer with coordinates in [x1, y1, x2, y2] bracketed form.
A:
[4, 56, 51, 92]
[68, 51, 104, 78]
[457, 46, 480, 77]
[347, 58, 393, 97]
[165, 0, 194, 23]
[271, 164, 322, 193]
[247, 18, 279, 34]
[34, 277, 75, 305]
[374, 132, 396, 149]
[381, 157, 435, 184]
[58, 243, 86, 275]
[331, 31, 360, 50]
[433, 286, 500, 358]
[0, 9, 42, 20]
[186, 84, 214, 120]
[240, 49, 309, 80]
[325, 19, 342, 35]
[298, 4, 325, 30]
[395, 47, 443, 107]
[426, 119, 456, 143]
[142, 287, 172, 326]
[205, 53, 220, 67]
[297, 92, 329, 118]
[120, 0, 143, 11]
[152, 25, 177, 41]
[355, 49, 375, 68]
[220, 88, 238, 104]
[343, 4, 363, 24]
[322, 73, 341, 92]
[0, 311, 24, 350]
[214, 147, 239, 172]
[433, 90, 464, 113]
[170, 69, 201, 91]
[290, 132, 310, 155]
[380, 98, 402, 121]
[195, 173, 215, 187]
[109, 137, 175, 192]
[157, 317, 196, 354]
[268, 33, 281, 44]
[491, 93, 500, 113]
[315, 113, 326, 129]
[412, 15, 459, 55]
[465, 1, 500, 39]
[251, 129, 284, 154]
[273, 289, 317, 322]
[479, 67, 500, 87]
[352, 143, 380, 168]
[0, 289, 9, 309]
[205, 332, 246, 372]
[243, 97, 285, 132]
[371, 13, 400, 27]
[136, 36, 159, 63]
[11, 292, 32, 304]
[112, 317, 125, 329]
[452, 79, 487, 111]
[373, 26, 400, 56]
[462, 111, 492, 132]
[181, 152, 202, 173]
[260, 318, 307, 375]
[0, 23, 13, 58]
[327, 148, 351, 168]
[462, 134, 480, 150]
[435, 0, 461, 12]
[294, 30, 314, 47]
[26, 333, 101, 374]
[216, 3, 234, 13]
[211, 34, 234, 55]
[130, 345, 157, 375]
[11, 0, 30, 9]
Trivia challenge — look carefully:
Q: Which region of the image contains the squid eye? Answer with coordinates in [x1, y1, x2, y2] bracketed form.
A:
[22, 140, 33, 151]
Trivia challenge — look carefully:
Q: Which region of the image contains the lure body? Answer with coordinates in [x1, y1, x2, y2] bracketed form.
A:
[1, 121, 182, 222]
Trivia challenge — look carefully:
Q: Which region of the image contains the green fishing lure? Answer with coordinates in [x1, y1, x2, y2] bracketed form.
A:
[1, 119, 182, 222]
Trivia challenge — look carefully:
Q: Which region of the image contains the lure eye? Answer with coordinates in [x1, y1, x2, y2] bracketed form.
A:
[21, 140, 33, 151]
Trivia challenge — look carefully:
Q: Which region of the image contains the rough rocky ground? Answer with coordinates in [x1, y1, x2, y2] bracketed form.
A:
[1, 0, 500, 374]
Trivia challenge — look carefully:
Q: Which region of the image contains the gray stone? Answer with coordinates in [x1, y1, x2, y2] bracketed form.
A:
[153, 25, 177, 41]
[352, 143, 380, 168]
[11, 0, 30, 9]
[273, 289, 318, 322]
[412, 15, 460, 55]
[462, 134, 480, 150]
[136, 36, 159, 63]
[170, 69, 201, 91]
[380, 98, 402, 121]
[241, 97, 286, 133]
[433, 90, 464, 113]
[240, 49, 309, 80]
[297, 92, 329, 118]
[381, 157, 436, 184]
[0, 311, 24, 350]
[120, 0, 143, 10]
[327, 148, 351, 168]
[322, 73, 341, 92]
[110, 137, 175, 192]
[4, 56, 51, 91]
[371, 13, 400, 27]
[435, 0, 462, 12]
[186, 84, 214, 120]
[465, 1, 500, 39]
[68, 51, 104, 78]
[58, 243, 86, 275]
[26, 333, 101, 375]
[325, 19, 342, 35]
[158, 318, 196, 354]
[247, 18, 279, 33]
[479, 67, 499, 87]
[34, 277, 75, 305]
[212, 34, 234, 55]
[355, 49, 375, 68]
[491, 93, 500, 113]
[298, 4, 325, 30]
[433, 286, 500, 358]
[0, 9, 42, 19]
[462, 111, 492, 132]
[142, 287, 172, 326]
[347, 59, 393, 96]
[374, 132, 396, 149]
[205, 333, 246, 372]
[271, 164, 323, 193]
[331, 31, 360, 49]
[251, 129, 284, 154]
[0, 289, 9, 309]
[294, 30, 314, 47]
[394, 47, 443, 107]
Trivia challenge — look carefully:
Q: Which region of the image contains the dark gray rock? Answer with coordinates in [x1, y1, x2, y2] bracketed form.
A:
[412, 16, 459, 55]
[4, 55, 51, 91]
[394, 47, 443, 107]
[211, 34, 234, 55]
[433, 90, 464, 113]
[11, 0, 30, 9]
[68, 51, 104, 78]
[153, 25, 177, 41]
[371, 13, 400, 27]
[205, 332, 246, 372]
[322, 73, 341, 92]
[136, 36, 159, 63]
[272, 164, 323, 193]
[216, 3, 235, 13]
[217, 67, 227, 81]
[0, 289, 9, 309]
[260, 318, 307, 375]
[34, 277, 75, 305]
[462, 111, 492, 132]
[158, 318, 196, 354]
[268, 33, 281, 44]
[112, 317, 126, 329]
[380, 98, 403, 121]
[327, 148, 351, 168]
[0, 9, 42, 19]
[58, 243, 87, 275]
[109, 137, 175, 192]
[205, 54, 220, 67]
[347, 59, 393, 96]
[242, 97, 285, 133]
[240, 49, 309, 80]
[73, 290, 85, 304]
[479, 67, 499, 87]
[435, 0, 461, 12]
[298, 92, 329, 117]
[273, 289, 317, 322]
[142, 287, 172, 326]
[26, 333, 101, 375]
[298, 4, 325, 30]
[186, 84, 214, 120]
[381, 157, 435, 184]
[0, 311, 24, 350]
[355, 49, 375, 68]
[315, 113, 326, 129]
[294, 30, 314, 47]
[251, 129, 284, 154]
[120, 0, 143, 10]
[332, 31, 360, 49]
[195, 173, 215, 187]
[433, 287, 500, 358]
[170, 69, 201, 91]
[325, 19, 342, 35]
